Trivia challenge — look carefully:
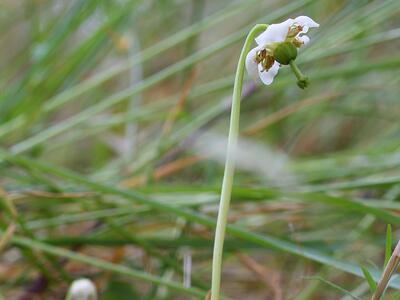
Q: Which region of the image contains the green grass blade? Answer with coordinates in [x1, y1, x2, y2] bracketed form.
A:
[361, 266, 377, 293]
[6, 233, 208, 298]
[305, 276, 362, 300]
[385, 224, 392, 268]
[2, 149, 400, 289]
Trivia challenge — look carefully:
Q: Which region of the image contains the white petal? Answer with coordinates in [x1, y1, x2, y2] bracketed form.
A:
[297, 34, 310, 45]
[294, 16, 319, 28]
[258, 61, 280, 85]
[255, 19, 294, 46]
[69, 278, 97, 300]
[245, 47, 261, 81]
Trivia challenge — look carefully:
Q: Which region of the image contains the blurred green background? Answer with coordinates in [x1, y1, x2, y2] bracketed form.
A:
[1, 0, 400, 299]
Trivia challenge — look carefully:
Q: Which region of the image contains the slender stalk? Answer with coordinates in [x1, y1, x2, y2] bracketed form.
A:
[289, 60, 306, 80]
[210, 24, 267, 300]
[372, 240, 400, 300]
[289, 60, 309, 89]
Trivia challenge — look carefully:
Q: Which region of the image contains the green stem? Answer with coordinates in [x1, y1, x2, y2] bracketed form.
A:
[289, 60, 309, 89]
[289, 60, 303, 79]
[210, 24, 267, 300]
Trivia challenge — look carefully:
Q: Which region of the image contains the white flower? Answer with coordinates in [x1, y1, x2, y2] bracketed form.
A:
[67, 278, 97, 300]
[246, 16, 319, 85]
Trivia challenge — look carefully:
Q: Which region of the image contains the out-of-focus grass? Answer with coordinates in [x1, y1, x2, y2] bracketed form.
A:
[0, 0, 400, 299]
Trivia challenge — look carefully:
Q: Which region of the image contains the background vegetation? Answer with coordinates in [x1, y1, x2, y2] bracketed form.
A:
[1, 0, 400, 299]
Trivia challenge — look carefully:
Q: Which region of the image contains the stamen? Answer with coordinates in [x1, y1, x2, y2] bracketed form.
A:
[287, 23, 303, 38]
[260, 55, 274, 72]
[254, 49, 274, 71]
[293, 38, 304, 48]
[255, 49, 267, 64]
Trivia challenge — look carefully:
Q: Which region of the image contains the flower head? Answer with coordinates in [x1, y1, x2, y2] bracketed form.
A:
[245, 16, 319, 85]
[67, 278, 97, 300]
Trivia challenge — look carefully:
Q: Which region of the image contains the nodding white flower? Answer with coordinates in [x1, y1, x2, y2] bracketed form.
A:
[67, 278, 97, 300]
[246, 16, 319, 85]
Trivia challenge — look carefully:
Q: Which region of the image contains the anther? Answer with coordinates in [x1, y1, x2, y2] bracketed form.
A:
[287, 24, 303, 38]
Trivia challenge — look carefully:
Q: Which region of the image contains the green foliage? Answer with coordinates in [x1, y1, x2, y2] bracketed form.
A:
[103, 280, 140, 300]
[385, 224, 392, 267]
[362, 266, 377, 293]
[305, 276, 362, 300]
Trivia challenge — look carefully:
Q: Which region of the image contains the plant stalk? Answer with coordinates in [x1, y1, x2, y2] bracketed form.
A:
[210, 24, 267, 300]
[372, 240, 400, 300]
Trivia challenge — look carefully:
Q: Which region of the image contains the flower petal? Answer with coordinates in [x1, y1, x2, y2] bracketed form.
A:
[246, 47, 261, 81]
[297, 34, 310, 45]
[68, 278, 97, 299]
[255, 19, 294, 46]
[258, 61, 280, 85]
[294, 16, 319, 28]
[294, 16, 319, 33]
